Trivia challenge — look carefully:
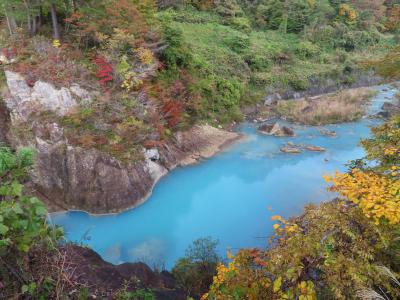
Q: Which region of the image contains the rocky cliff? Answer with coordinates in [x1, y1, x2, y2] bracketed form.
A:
[2, 71, 241, 214]
[56, 244, 186, 299]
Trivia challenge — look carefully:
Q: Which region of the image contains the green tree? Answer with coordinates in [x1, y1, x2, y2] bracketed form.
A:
[255, 0, 315, 33]
[172, 237, 220, 298]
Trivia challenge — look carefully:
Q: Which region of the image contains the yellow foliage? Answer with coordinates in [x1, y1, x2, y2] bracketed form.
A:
[271, 215, 300, 235]
[205, 249, 317, 299]
[52, 39, 61, 48]
[339, 4, 358, 22]
[307, 0, 316, 9]
[324, 169, 400, 224]
[121, 71, 143, 91]
[136, 47, 154, 65]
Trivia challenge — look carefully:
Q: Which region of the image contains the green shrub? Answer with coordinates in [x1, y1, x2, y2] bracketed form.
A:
[245, 53, 271, 71]
[0, 148, 62, 252]
[115, 287, 155, 300]
[0, 147, 64, 298]
[172, 237, 220, 299]
[294, 41, 320, 58]
[160, 24, 193, 71]
[250, 72, 273, 85]
[160, 7, 221, 24]
[214, 78, 243, 110]
[289, 74, 309, 90]
[223, 34, 250, 53]
[228, 17, 252, 32]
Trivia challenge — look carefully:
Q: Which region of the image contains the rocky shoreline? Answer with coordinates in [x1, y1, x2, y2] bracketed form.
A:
[1, 70, 395, 215]
[0, 70, 243, 214]
[46, 125, 244, 215]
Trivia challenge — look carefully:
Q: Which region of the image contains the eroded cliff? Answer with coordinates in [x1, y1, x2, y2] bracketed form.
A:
[2, 70, 241, 214]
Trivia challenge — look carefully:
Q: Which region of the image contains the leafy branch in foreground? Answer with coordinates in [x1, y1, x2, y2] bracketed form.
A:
[203, 116, 400, 299]
[0, 147, 64, 298]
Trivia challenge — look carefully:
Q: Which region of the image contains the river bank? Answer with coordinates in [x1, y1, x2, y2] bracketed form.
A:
[1, 70, 244, 214]
[47, 124, 245, 215]
[2, 69, 395, 217]
[50, 84, 399, 269]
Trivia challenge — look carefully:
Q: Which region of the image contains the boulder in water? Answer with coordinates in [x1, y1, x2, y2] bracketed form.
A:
[258, 123, 279, 135]
[258, 122, 295, 137]
[279, 126, 295, 137]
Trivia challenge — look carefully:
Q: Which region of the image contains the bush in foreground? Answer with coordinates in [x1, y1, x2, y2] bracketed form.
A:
[203, 117, 400, 299]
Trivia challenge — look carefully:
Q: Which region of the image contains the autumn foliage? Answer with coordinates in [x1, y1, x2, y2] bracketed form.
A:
[325, 169, 400, 224]
[205, 118, 400, 299]
[93, 55, 114, 87]
[162, 100, 182, 127]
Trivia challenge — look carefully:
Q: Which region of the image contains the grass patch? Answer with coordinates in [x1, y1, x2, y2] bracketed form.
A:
[275, 87, 377, 125]
[158, 7, 392, 124]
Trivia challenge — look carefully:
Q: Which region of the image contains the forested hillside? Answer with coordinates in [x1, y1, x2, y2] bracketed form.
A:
[0, 0, 398, 137]
[0, 1, 400, 299]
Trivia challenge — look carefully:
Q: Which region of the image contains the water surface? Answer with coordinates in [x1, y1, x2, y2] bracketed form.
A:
[50, 85, 397, 269]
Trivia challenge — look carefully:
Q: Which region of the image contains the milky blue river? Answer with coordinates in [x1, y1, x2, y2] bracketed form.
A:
[49, 85, 397, 269]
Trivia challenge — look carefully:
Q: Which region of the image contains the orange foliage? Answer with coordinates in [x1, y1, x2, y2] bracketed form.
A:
[385, 5, 400, 31]
[162, 100, 182, 127]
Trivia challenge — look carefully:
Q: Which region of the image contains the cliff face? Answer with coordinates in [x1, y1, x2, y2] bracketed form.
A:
[0, 100, 10, 144]
[60, 244, 186, 299]
[2, 71, 241, 214]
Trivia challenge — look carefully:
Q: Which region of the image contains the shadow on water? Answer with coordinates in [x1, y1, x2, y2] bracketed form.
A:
[49, 85, 398, 269]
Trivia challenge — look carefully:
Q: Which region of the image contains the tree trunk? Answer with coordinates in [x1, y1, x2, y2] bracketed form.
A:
[8, 12, 17, 34]
[23, 0, 32, 34]
[71, 0, 77, 11]
[279, 0, 289, 34]
[4, 10, 14, 35]
[50, 3, 61, 40]
[38, 5, 43, 28]
[32, 15, 37, 34]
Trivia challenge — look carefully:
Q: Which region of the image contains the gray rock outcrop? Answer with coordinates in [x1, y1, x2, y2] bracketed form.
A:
[257, 122, 296, 137]
[4, 70, 93, 121]
[2, 71, 241, 214]
[380, 101, 400, 118]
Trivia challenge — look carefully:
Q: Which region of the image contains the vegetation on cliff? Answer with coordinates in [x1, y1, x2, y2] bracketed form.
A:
[0, 0, 398, 162]
[0, 1, 400, 299]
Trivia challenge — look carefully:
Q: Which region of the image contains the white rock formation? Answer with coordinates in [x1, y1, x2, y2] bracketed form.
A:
[144, 148, 160, 161]
[4, 70, 93, 120]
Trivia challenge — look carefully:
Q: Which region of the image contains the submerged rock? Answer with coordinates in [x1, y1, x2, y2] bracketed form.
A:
[304, 145, 326, 152]
[280, 146, 302, 154]
[258, 122, 296, 137]
[319, 129, 337, 137]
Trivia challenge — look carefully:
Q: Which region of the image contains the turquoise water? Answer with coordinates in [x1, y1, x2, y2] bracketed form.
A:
[49, 85, 397, 269]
